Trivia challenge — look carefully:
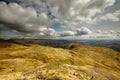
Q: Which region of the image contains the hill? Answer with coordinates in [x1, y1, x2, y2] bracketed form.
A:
[0, 41, 120, 80]
[73, 40, 120, 52]
[0, 38, 69, 48]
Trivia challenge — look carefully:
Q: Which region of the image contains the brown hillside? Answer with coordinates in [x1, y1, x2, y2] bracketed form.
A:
[0, 42, 120, 80]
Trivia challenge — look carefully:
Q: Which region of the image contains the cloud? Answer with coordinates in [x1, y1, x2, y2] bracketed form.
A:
[0, 2, 53, 35]
[100, 10, 120, 21]
[76, 27, 92, 35]
[43, 28, 58, 36]
[0, 0, 118, 38]
[57, 27, 92, 37]
[108, 30, 115, 34]
[47, 0, 116, 26]
[26, 28, 58, 37]
[96, 30, 117, 34]
[58, 31, 75, 37]
[96, 30, 102, 33]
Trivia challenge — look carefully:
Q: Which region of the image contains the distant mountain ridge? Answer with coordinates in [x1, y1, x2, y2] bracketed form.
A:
[0, 38, 70, 47]
[1, 38, 120, 52]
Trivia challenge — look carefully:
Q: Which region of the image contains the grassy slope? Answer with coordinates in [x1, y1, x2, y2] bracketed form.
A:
[0, 42, 120, 80]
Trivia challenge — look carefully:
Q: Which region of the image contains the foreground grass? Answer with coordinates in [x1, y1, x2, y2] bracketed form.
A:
[0, 42, 120, 80]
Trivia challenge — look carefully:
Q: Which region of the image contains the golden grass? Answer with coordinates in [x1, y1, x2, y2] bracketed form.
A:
[0, 42, 120, 80]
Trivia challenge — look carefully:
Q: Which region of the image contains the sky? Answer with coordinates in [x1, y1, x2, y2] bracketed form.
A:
[0, 0, 120, 39]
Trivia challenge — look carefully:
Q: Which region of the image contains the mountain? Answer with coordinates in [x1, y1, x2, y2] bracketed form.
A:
[110, 43, 120, 52]
[74, 40, 120, 52]
[0, 38, 69, 48]
[1, 38, 120, 52]
[0, 40, 120, 80]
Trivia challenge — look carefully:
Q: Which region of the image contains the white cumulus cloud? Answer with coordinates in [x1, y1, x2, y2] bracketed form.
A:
[0, 1, 53, 35]
[0, 0, 119, 39]
[100, 10, 120, 22]
[76, 27, 92, 35]
[58, 31, 75, 37]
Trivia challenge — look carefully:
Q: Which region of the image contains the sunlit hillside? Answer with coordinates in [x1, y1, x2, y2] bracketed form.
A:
[0, 41, 120, 80]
